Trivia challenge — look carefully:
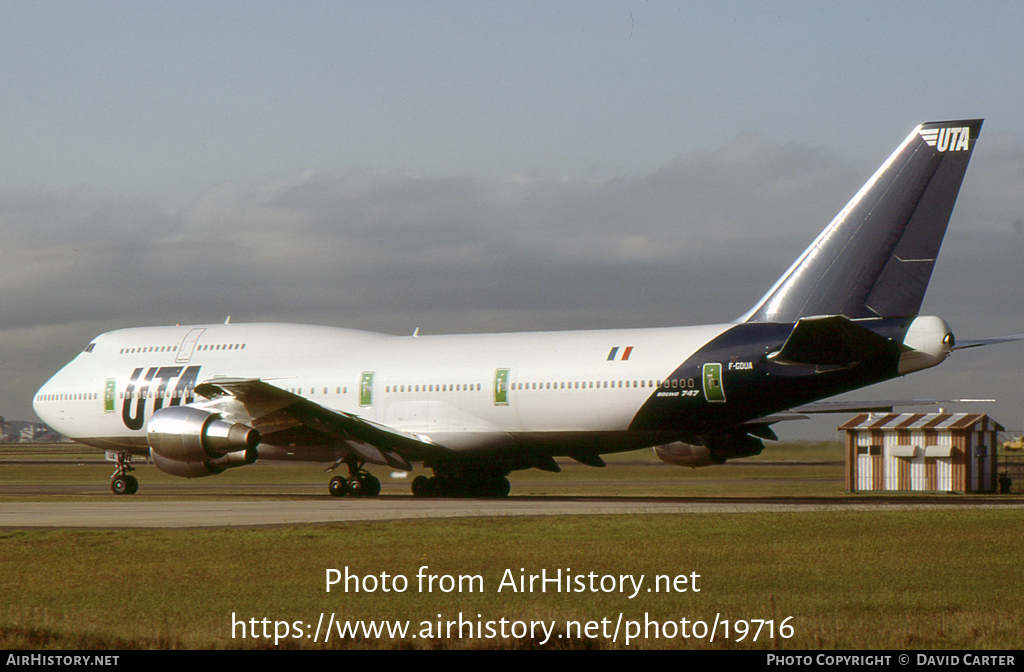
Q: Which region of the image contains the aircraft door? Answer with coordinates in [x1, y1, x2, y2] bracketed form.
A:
[176, 328, 206, 363]
[360, 372, 374, 407]
[702, 363, 726, 402]
[493, 368, 510, 405]
[104, 379, 116, 413]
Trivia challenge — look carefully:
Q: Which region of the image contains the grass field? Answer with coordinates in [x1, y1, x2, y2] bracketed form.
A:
[2, 512, 1023, 649]
[0, 441, 848, 500]
[0, 440, 846, 463]
[2, 442, 1023, 649]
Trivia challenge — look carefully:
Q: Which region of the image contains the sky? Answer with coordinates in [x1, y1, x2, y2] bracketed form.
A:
[2, 1, 1024, 441]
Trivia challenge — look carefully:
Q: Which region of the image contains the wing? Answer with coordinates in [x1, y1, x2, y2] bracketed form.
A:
[190, 377, 453, 470]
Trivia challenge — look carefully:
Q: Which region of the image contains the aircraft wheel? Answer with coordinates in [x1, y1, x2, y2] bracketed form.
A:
[111, 476, 130, 496]
[361, 474, 381, 498]
[411, 475, 433, 497]
[492, 476, 510, 498]
[124, 475, 139, 495]
[466, 476, 509, 498]
[329, 476, 347, 497]
[438, 477, 462, 498]
[346, 477, 363, 497]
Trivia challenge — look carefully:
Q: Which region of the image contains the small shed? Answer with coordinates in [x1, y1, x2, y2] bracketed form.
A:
[838, 413, 1003, 493]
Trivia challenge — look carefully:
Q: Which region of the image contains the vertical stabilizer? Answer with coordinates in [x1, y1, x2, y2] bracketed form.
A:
[742, 119, 982, 323]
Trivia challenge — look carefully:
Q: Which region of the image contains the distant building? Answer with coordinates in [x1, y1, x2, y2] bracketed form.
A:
[839, 413, 1001, 493]
[0, 418, 67, 443]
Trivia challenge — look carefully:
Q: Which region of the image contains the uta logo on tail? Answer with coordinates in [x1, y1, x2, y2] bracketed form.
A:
[919, 126, 971, 152]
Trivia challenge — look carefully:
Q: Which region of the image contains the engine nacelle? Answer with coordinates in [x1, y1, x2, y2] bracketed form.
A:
[150, 447, 258, 478]
[655, 434, 766, 468]
[146, 406, 260, 464]
[655, 442, 716, 468]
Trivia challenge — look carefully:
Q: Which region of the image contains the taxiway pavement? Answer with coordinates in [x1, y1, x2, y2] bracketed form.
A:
[3, 496, 1023, 528]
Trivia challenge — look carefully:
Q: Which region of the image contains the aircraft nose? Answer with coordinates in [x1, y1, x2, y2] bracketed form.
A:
[33, 379, 55, 423]
[32, 370, 69, 431]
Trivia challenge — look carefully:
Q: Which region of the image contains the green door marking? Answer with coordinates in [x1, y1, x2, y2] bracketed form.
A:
[702, 363, 726, 403]
[359, 372, 374, 407]
[104, 379, 116, 413]
[494, 368, 510, 405]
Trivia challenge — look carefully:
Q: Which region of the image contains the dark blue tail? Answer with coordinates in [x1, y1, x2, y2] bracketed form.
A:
[743, 119, 982, 323]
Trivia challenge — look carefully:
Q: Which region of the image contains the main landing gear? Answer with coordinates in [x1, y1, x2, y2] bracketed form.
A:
[110, 451, 139, 495]
[328, 456, 381, 498]
[411, 471, 511, 498]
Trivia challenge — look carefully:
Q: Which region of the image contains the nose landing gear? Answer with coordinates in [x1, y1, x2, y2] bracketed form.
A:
[110, 451, 139, 495]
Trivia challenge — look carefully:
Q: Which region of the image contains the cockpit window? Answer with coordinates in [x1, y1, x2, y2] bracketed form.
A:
[83, 343, 96, 353]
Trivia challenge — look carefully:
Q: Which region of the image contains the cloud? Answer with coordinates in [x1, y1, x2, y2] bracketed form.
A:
[1, 133, 856, 324]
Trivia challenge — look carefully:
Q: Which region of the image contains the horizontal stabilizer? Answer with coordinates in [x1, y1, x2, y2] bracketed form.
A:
[768, 315, 893, 367]
[792, 398, 994, 414]
[742, 413, 811, 426]
[953, 334, 1024, 350]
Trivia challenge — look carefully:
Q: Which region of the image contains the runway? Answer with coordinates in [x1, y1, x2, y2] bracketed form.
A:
[3, 495, 1022, 528]
[4, 457, 1021, 528]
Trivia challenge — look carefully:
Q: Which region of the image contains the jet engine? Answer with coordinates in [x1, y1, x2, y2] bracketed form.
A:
[655, 442, 716, 468]
[655, 433, 765, 468]
[146, 406, 260, 478]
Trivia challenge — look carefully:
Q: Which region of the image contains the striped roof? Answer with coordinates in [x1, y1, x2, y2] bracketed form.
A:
[839, 412, 1003, 432]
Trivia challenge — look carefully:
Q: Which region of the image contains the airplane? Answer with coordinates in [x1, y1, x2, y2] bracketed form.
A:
[33, 119, 1003, 498]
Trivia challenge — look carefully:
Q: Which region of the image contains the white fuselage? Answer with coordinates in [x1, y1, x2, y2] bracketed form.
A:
[33, 321, 731, 459]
